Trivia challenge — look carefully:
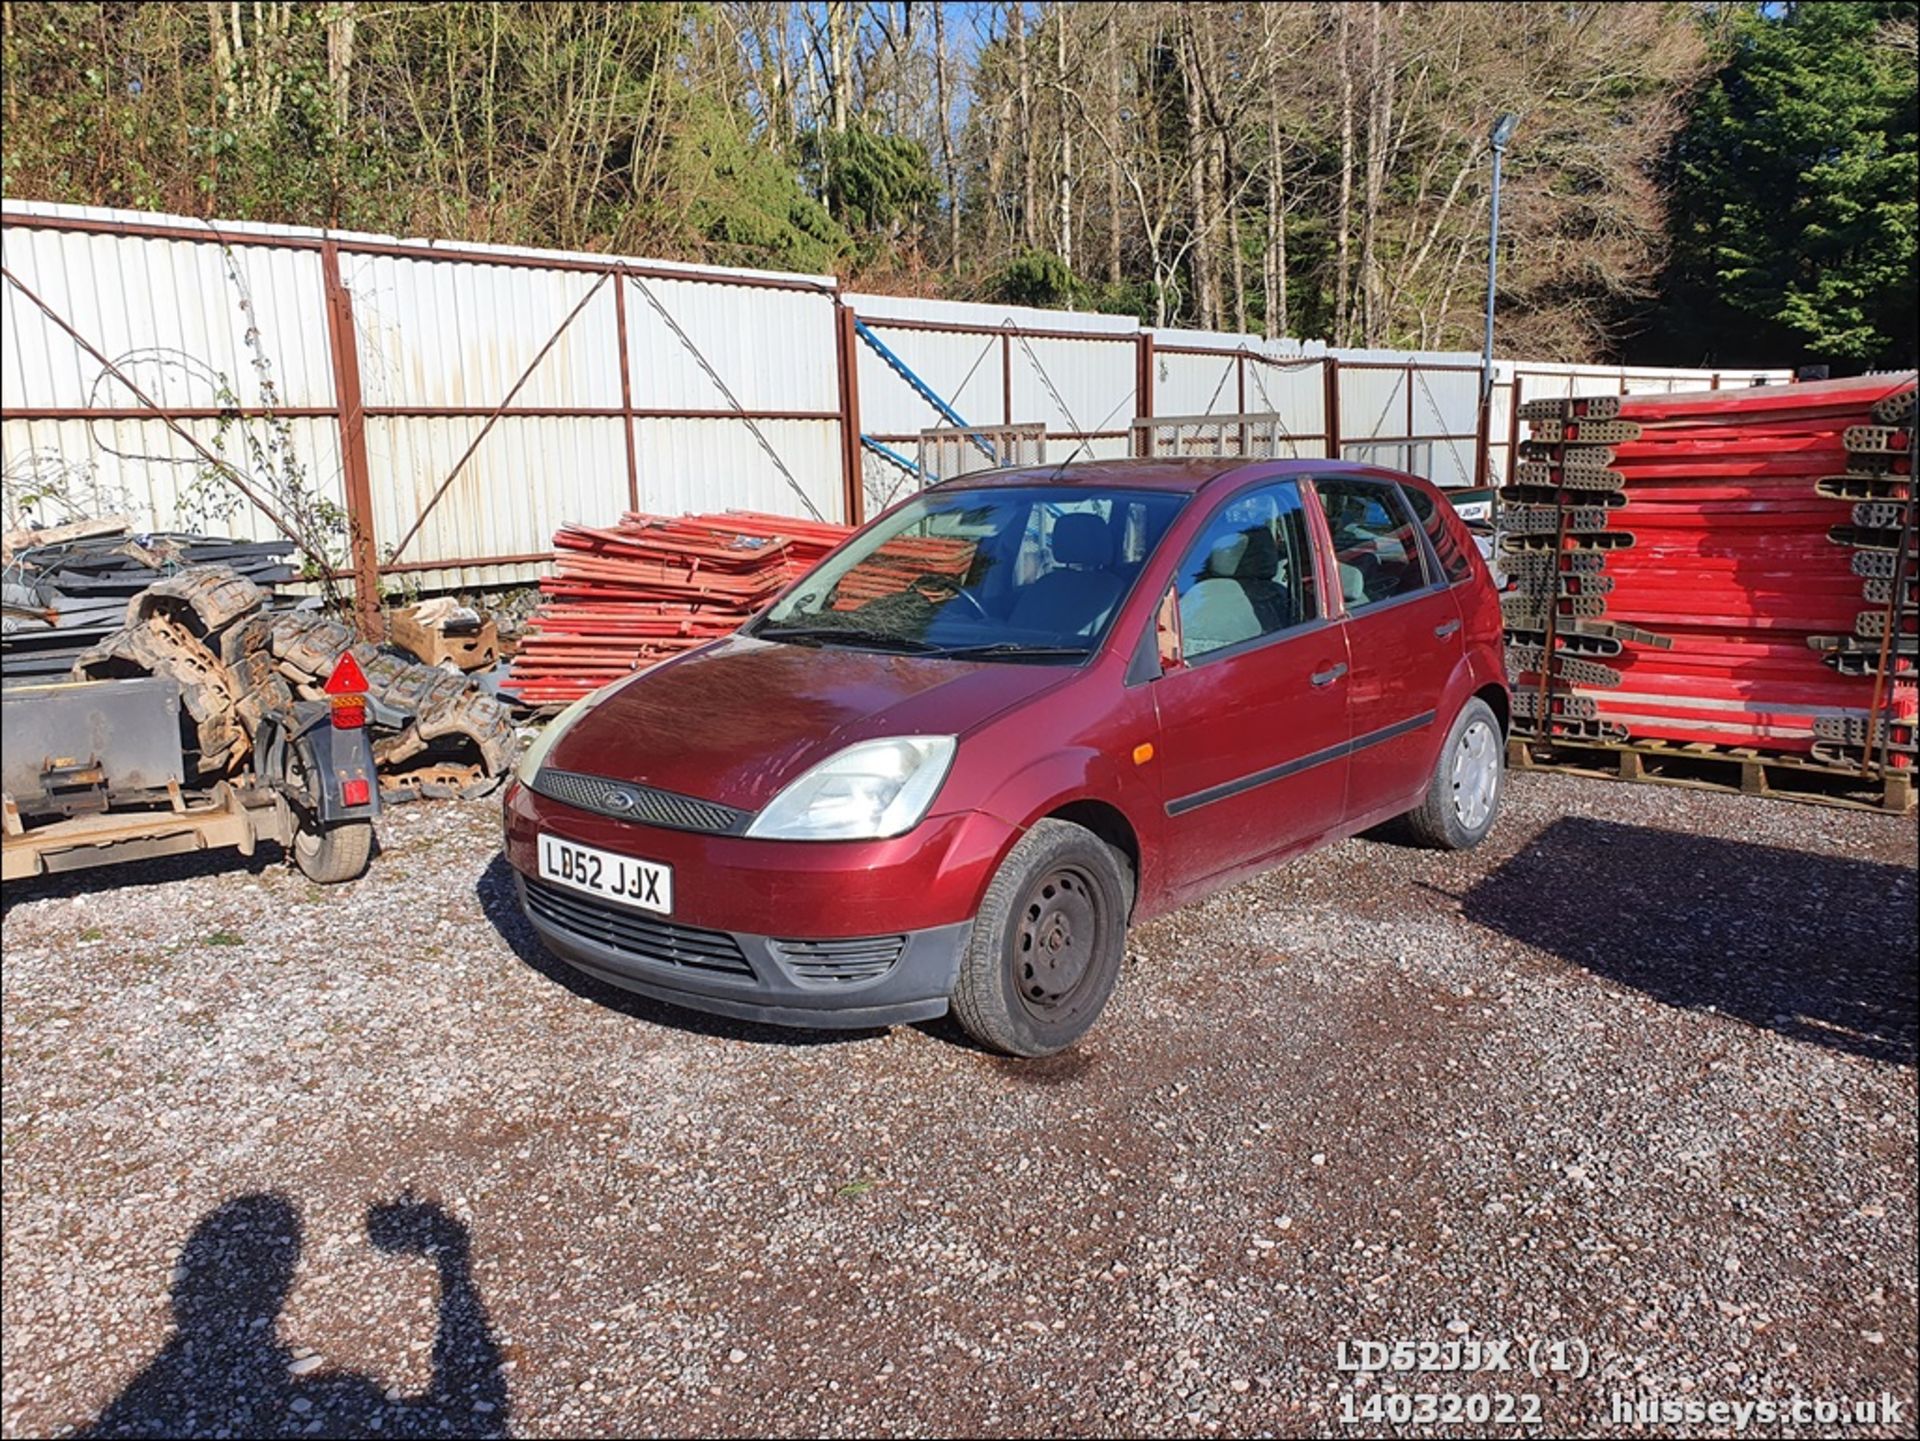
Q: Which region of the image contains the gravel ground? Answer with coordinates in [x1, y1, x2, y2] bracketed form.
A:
[3, 771, 1915, 1438]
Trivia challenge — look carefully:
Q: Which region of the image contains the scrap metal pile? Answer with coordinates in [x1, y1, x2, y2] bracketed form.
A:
[2, 525, 296, 680]
[1502, 372, 1918, 778]
[54, 564, 516, 802]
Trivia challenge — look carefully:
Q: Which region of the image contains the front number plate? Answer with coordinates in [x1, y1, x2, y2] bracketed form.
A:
[537, 834, 673, 915]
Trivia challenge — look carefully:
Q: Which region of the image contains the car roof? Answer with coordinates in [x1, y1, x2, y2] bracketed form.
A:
[930, 456, 1428, 497]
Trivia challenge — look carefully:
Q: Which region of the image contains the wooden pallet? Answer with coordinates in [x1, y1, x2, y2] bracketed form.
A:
[1508, 737, 1916, 815]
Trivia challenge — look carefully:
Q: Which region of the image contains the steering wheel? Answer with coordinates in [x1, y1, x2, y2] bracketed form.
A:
[910, 571, 990, 620]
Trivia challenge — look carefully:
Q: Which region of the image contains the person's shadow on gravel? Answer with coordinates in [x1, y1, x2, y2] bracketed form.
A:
[84, 1192, 507, 1439]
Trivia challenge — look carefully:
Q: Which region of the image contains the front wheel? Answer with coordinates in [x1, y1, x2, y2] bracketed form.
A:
[292, 818, 374, 883]
[950, 819, 1132, 1057]
[1399, 697, 1504, 850]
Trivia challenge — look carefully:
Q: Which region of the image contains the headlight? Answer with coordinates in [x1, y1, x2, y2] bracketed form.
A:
[746, 736, 956, 841]
[514, 687, 613, 785]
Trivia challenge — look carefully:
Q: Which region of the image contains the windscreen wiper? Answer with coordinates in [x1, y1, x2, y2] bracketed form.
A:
[932, 642, 1093, 662]
[755, 624, 943, 654]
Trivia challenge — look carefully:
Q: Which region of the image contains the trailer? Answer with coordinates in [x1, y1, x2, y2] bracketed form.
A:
[2, 655, 381, 883]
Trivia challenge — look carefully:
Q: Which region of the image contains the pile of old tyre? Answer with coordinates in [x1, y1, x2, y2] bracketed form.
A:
[71, 564, 516, 800]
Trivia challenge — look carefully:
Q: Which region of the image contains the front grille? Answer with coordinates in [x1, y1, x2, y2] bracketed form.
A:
[771, 935, 907, 985]
[533, 768, 748, 834]
[523, 877, 754, 979]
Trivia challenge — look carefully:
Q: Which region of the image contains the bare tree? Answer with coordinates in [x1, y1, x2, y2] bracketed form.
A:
[827, 0, 851, 132]
[1105, 5, 1123, 287]
[1335, 2, 1354, 343]
[1055, 8, 1073, 278]
[1261, 5, 1296, 338]
[934, 1, 958, 262]
[1012, 1, 1037, 249]
[1178, 10, 1215, 328]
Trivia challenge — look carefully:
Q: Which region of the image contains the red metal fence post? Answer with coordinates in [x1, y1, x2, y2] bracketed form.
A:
[1505, 374, 1525, 488]
[1323, 356, 1342, 459]
[1237, 353, 1249, 453]
[1406, 361, 1417, 474]
[834, 301, 864, 525]
[1474, 364, 1494, 487]
[1137, 331, 1156, 430]
[320, 241, 384, 640]
[613, 265, 639, 512]
[1002, 332, 1014, 425]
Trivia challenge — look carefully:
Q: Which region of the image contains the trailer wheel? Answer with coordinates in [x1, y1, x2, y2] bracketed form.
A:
[292, 819, 373, 884]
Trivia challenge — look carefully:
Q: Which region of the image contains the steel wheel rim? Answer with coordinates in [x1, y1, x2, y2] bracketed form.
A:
[1012, 865, 1103, 1023]
[1450, 719, 1499, 830]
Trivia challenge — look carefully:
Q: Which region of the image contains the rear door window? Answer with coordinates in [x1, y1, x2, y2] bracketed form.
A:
[1314, 478, 1434, 610]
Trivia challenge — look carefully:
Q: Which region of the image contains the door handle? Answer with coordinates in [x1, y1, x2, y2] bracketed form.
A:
[1433, 619, 1462, 639]
[1310, 662, 1348, 687]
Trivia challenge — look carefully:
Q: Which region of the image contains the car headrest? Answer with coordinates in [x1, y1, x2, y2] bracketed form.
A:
[1205, 533, 1249, 578]
[1052, 512, 1111, 568]
[1234, 526, 1280, 580]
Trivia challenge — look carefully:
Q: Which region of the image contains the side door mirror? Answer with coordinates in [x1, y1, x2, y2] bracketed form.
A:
[1155, 585, 1186, 672]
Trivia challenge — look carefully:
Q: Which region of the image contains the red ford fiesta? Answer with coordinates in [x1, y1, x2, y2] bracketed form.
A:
[503, 459, 1508, 1056]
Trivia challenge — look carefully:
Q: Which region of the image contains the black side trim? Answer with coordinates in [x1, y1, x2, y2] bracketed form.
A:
[1164, 709, 1437, 816]
[1352, 708, 1437, 756]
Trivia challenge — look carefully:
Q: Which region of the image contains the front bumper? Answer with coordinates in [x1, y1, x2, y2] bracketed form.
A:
[501, 777, 1013, 935]
[514, 872, 970, 1028]
[502, 777, 1010, 1028]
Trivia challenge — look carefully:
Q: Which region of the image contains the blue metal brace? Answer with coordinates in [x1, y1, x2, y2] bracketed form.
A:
[861, 435, 932, 481]
[852, 319, 997, 461]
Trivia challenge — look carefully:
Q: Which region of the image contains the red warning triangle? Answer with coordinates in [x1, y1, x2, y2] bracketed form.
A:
[323, 651, 369, 695]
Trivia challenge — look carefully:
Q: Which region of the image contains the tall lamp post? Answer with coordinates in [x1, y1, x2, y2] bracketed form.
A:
[1479, 113, 1518, 482]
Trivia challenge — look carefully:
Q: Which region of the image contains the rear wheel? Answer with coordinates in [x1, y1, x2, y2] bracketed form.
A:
[292, 819, 373, 883]
[951, 820, 1131, 1057]
[1400, 697, 1504, 850]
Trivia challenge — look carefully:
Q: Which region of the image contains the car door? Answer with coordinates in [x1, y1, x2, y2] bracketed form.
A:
[1148, 479, 1353, 896]
[1314, 475, 1465, 823]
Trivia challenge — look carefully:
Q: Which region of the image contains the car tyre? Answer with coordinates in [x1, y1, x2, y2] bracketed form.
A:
[1400, 696, 1504, 850]
[951, 819, 1132, 1058]
[292, 818, 374, 884]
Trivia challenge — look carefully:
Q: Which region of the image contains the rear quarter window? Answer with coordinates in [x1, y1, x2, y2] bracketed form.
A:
[1401, 485, 1476, 585]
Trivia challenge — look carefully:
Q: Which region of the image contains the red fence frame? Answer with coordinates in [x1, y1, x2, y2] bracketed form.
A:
[1, 210, 842, 637]
[14, 207, 1693, 632]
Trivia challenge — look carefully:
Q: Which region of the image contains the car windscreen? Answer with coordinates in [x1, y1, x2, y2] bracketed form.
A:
[752, 486, 1187, 661]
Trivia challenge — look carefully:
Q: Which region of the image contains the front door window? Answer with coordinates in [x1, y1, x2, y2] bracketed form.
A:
[1173, 481, 1321, 661]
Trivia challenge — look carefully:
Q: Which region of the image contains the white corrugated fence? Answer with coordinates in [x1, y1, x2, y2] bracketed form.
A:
[2, 199, 1790, 601]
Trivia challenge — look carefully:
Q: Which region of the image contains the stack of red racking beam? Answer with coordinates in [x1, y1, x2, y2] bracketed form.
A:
[500, 509, 977, 706]
[501, 511, 849, 706]
[1502, 372, 1917, 791]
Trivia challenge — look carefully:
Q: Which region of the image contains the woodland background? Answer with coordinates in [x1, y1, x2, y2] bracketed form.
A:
[2, 1, 1914, 369]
